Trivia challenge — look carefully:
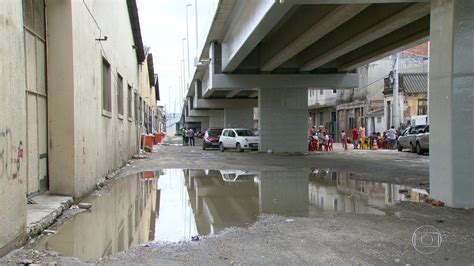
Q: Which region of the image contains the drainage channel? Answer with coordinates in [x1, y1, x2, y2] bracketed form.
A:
[26, 169, 429, 261]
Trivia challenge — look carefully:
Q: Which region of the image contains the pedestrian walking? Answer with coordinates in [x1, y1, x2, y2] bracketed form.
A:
[341, 130, 348, 151]
[188, 128, 195, 146]
[352, 127, 359, 149]
[387, 126, 397, 149]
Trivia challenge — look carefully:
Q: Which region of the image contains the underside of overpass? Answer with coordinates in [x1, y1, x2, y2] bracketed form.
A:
[180, 0, 473, 207]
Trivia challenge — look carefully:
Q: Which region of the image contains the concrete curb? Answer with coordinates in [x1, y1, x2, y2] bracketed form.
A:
[26, 198, 74, 238]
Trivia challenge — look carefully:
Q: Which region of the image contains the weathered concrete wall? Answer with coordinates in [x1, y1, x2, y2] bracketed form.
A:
[47, 0, 141, 197]
[47, 0, 76, 196]
[71, 0, 140, 197]
[0, 0, 27, 255]
[138, 53, 158, 133]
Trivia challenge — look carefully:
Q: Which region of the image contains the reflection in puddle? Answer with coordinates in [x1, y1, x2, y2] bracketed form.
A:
[155, 169, 198, 241]
[28, 169, 428, 260]
[29, 171, 159, 261]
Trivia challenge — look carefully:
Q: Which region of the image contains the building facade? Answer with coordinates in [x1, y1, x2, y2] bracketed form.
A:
[0, 0, 157, 255]
[308, 43, 429, 141]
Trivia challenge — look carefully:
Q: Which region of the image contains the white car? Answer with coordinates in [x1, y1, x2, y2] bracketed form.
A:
[220, 170, 259, 182]
[218, 128, 259, 152]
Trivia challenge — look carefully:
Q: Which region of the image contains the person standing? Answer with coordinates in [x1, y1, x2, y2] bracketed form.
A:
[341, 130, 348, 151]
[387, 126, 397, 149]
[352, 127, 359, 149]
[188, 128, 195, 146]
[181, 128, 188, 146]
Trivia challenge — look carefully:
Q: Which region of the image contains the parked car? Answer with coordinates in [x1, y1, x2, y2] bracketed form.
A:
[219, 128, 259, 152]
[202, 128, 223, 150]
[415, 125, 429, 154]
[220, 170, 258, 182]
[397, 125, 426, 152]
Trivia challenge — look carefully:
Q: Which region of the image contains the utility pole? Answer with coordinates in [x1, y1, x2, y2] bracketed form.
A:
[195, 0, 199, 58]
[392, 52, 400, 129]
[186, 4, 192, 84]
[181, 38, 186, 94]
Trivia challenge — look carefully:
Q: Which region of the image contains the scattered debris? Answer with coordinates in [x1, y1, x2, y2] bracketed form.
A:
[394, 211, 401, 218]
[18, 259, 34, 264]
[267, 150, 273, 153]
[285, 219, 295, 222]
[96, 182, 105, 189]
[425, 197, 445, 207]
[43, 230, 57, 235]
[78, 203, 92, 210]
[70, 205, 79, 209]
[191, 236, 200, 241]
[27, 198, 37, 204]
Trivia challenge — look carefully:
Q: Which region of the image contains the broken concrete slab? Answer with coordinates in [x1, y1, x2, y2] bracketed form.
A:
[27, 194, 73, 237]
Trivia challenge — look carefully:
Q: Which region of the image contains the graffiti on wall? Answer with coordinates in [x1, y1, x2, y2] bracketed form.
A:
[0, 128, 24, 180]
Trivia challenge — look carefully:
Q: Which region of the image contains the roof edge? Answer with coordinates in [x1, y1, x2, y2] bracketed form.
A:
[127, 0, 145, 63]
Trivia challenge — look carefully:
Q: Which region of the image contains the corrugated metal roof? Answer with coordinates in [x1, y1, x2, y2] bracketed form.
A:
[400, 73, 427, 94]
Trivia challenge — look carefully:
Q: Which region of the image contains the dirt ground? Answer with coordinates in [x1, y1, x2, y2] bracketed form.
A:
[2, 136, 473, 265]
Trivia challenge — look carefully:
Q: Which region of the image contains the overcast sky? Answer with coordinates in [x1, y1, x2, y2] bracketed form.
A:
[136, 0, 218, 114]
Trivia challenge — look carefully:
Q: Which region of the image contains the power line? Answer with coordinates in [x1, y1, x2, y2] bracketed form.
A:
[82, 0, 103, 37]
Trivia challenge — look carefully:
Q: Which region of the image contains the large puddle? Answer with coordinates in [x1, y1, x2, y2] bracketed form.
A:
[28, 169, 429, 261]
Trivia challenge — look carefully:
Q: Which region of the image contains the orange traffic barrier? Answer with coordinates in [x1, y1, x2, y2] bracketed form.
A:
[154, 133, 162, 144]
[144, 134, 154, 151]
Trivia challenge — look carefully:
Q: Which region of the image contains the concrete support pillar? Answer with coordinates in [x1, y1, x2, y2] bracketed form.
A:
[209, 113, 224, 128]
[258, 170, 309, 216]
[259, 88, 308, 153]
[224, 108, 254, 128]
[201, 120, 210, 131]
[429, 0, 474, 208]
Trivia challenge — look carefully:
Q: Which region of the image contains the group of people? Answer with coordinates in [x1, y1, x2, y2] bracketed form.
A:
[181, 127, 195, 146]
[308, 127, 333, 151]
[309, 125, 399, 151]
[341, 126, 398, 150]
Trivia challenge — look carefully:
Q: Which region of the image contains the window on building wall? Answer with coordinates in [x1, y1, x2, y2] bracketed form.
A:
[134, 92, 138, 122]
[139, 97, 143, 125]
[117, 73, 124, 117]
[320, 89, 323, 95]
[349, 117, 356, 130]
[102, 58, 112, 114]
[418, 99, 427, 115]
[127, 85, 132, 120]
[333, 89, 337, 94]
[319, 112, 323, 126]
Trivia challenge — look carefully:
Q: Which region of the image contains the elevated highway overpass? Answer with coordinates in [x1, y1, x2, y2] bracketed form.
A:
[181, 0, 473, 207]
